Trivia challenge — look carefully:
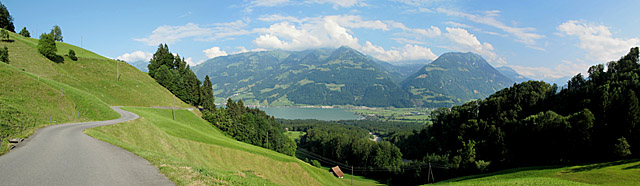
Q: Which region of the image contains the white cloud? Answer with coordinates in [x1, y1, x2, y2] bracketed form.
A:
[183, 57, 203, 66]
[437, 8, 544, 46]
[392, 38, 426, 45]
[444, 27, 504, 65]
[327, 15, 389, 31]
[117, 51, 153, 62]
[253, 14, 438, 62]
[233, 47, 267, 54]
[558, 20, 640, 62]
[251, 0, 290, 7]
[510, 59, 590, 80]
[361, 42, 437, 62]
[203, 46, 229, 59]
[135, 23, 213, 46]
[306, 0, 365, 8]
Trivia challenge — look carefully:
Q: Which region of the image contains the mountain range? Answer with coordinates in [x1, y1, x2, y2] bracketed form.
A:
[187, 47, 528, 108]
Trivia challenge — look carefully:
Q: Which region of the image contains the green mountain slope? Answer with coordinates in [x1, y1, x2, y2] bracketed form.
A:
[193, 47, 413, 107]
[402, 52, 513, 107]
[4, 32, 189, 107]
[86, 107, 379, 186]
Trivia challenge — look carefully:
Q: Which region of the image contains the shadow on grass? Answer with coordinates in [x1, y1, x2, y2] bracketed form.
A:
[443, 165, 563, 183]
[48, 54, 64, 63]
[566, 159, 640, 173]
[622, 162, 640, 170]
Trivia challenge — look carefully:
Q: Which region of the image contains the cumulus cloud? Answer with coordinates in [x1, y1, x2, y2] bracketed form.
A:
[135, 23, 213, 46]
[444, 27, 505, 65]
[253, 14, 437, 62]
[203, 46, 229, 59]
[361, 42, 437, 61]
[558, 20, 640, 62]
[117, 51, 153, 62]
[437, 8, 544, 46]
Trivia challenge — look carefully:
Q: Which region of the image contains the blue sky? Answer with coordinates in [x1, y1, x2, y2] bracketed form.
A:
[6, 0, 640, 80]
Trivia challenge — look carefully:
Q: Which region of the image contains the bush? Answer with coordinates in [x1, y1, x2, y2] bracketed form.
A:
[475, 160, 491, 172]
[19, 27, 29, 37]
[615, 137, 631, 158]
[0, 29, 8, 41]
[68, 49, 77, 61]
[0, 46, 8, 64]
[310, 159, 322, 168]
[38, 33, 57, 61]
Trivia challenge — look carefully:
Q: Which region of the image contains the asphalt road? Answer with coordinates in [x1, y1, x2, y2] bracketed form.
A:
[0, 106, 174, 186]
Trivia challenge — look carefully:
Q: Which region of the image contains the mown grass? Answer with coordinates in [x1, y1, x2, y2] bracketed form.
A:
[0, 62, 118, 154]
[86, 107, 380, 186]
[284, 131, 305, 142]
[429, 159, 640, 186]
[1, 32, 189, 107]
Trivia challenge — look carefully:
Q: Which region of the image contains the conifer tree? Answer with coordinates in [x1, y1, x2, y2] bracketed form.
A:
[0, 2, 14, 32]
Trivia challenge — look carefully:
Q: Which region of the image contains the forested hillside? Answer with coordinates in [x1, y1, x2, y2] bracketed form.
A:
[393, 47, 640, 180]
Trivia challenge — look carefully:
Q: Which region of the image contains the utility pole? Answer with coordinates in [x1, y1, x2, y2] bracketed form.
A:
[351, 166, 353, 186]
[172, 96, 175, 120]
[266, 131, 269, 157]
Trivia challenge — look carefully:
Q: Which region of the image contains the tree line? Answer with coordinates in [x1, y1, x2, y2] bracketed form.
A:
[391, 47, 640, 181]
[147, 44, 214, 111]
[202, 98, 296, 156]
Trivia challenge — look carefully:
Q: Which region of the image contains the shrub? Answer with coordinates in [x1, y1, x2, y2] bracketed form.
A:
[0, 46, 8, 63]
[310, 159, 322, 168]
[68, 49, 77, 61]
[18, 27, 29, 37]
[0, 29, 8, 41]
[38, 33, 57, 61]
[475, 160, 491, 172]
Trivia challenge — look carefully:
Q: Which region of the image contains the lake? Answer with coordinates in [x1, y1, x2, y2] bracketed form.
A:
[258, 107, 362, 121]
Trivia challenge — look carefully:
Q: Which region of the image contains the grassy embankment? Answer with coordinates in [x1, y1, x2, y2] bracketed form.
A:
[0, 31, 187, 152]
[86, 107, 379, 186]
[430, 159, 640, 186]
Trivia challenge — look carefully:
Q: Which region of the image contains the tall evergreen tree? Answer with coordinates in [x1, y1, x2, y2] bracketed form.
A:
[0, 2, 14, 32]
[148, 44, 173, 78]
[200, 75, 215, 112]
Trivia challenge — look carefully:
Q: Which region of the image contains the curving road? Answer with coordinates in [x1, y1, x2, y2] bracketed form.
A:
[0, 106, 174, 186]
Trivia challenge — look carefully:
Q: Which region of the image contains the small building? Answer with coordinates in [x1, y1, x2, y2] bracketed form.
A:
[331, 166, 344, 178]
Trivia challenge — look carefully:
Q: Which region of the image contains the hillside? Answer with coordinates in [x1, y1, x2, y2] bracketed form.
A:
[496, 66, 532, 83]
[0, 31, 188, 154]
[430, 159, 640, 186]
[402, 52, 513, 107]
[193, 47, 413, 107]
[86, 107, 379, 186]
[3, 32, 189, 107]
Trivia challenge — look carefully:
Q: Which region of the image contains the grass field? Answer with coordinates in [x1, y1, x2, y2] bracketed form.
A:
[284, 131, 305, 142]
[86, 107, 380, 186]
[430, 159, 640, 186]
